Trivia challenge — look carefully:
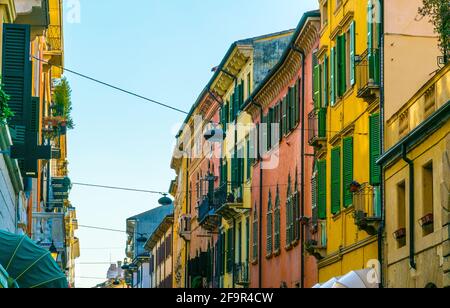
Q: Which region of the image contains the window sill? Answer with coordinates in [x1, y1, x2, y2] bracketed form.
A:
[273, 249, 281, 257]
[265, 253, 273, 260]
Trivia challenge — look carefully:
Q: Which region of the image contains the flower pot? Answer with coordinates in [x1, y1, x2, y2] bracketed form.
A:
[419, 213, 434, 227]
[393, 228, 407, 240]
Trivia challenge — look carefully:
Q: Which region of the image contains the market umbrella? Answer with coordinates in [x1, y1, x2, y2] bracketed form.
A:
[0, 230, 68, 288]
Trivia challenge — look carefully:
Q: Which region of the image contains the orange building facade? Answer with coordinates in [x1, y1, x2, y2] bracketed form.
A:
[245, 11, 320, 288]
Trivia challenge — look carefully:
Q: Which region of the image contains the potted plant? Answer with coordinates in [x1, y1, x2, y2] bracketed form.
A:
[349, 181, 361, 193]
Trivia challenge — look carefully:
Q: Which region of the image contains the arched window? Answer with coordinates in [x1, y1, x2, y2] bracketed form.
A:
[286, 174, 293, 247]
[274, 185, 281, 252]
[252, 203, 258, 263]
[266, 190, 273, 256]
[293, 171, 300, 242]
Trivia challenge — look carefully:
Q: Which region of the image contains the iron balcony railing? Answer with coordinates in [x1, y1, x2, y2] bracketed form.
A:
[308, 108, 327, 145]
[353, 183, 382, 219]
[234, 263, 249, 287]
[356, 48, 381, 98]
[305, 219, 327, 250]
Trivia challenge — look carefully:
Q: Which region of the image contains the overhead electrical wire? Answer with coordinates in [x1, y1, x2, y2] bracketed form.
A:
[31, 55, 189, 115]
[71, 182, 167, 195]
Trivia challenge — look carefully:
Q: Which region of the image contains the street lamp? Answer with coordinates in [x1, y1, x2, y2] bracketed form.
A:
[49, 241, 58, 261]
[158, 194, 172, 206]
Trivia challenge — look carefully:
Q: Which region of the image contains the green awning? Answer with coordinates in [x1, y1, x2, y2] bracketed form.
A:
[0, 230, 68, 288]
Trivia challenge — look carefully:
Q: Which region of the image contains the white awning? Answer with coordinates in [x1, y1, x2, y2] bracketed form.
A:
[316, 269, 379, 289]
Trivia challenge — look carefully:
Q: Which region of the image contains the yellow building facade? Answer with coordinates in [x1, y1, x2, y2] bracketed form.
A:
[378, 0, 449, 288]
[314, 0, 381, 283]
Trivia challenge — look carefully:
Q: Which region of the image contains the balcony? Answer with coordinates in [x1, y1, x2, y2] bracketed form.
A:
[305, 216, 327, 261]
[234, 263, 249, 287]
[215, 184, 246, 221]
[308, 108, 327, 148]
[356, 49, 380, 102]
[198, 198, 220, 232]
[178, 214, 192, 241]
[353, 183, 382, 236]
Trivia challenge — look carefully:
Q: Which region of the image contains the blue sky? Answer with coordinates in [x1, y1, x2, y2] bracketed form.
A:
[64, 0, 318, 288]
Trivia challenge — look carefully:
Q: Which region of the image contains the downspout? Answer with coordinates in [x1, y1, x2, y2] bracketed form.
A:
[232, 217, 236, 288]
[292, 44, 306, 289]
[254, 100, 264, 288]
[402, 144, 417, 270]
[378, 0, 386, 288]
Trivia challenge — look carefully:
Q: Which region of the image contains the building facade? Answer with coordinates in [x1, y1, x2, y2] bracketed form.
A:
[125, 204, 173, 288]
[378, 0, 449, 288]
[244, 10, 320, 288]
[145, 214, 174, 288]
[313, 0, 382, 284]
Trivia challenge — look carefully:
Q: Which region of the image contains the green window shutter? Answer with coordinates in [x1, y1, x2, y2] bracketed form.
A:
[252, 210, 258, 262]
[318, 108, 327, 138]
[323, 56, 328, 107]
[274, 189, 280, 251]
[295, 80, 300, 125]
[369, 113, 381, 185]
[2, 24, 32, 133]
[282, 97, 287, 135]
[286, 198, 291, 245]
[350, 21, 356, 86]
[246, 139, 251, 180]
[330, 47, 335, 106]
[313, 64, 321, 110]
[234, 85, 240, 119]
[266, 194, 273, 255]
[262, 115, 268, 154]
[268, 108, 273, 150]
[338, 35, 347, 97]
[317, 160, 327, 220]
[331, 147, 341, 215]
[226, 228, 233, 273]
[230, 95, 235, 122]
[343, 137, 354, 208]
[240, 80, 245, 108]
[289, 87, 295, 130]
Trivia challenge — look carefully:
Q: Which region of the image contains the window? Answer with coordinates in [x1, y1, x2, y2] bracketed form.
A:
[252, 204, 258, 263]
[317, 160, 327, 220]
[397, 181, 407, 248]
[422, 162, 434, 236]
[321, 1, 328, 26]
[313, 52, 321, 109]
[285, 174, 297, 247]
[274, 186, 281, 252]
[330, 47, 336, 106]
[343, 137, 354, 208]
[331, 146, 341, 215]
[226, 228, 234, 273]
[322, 56, 329, 107]
[266, 191, 273, 256]
[337, 34, 347, 97]
[345, 30, 351, 89]
[247, 73, 252, 97]
[369, 114, 381, 185]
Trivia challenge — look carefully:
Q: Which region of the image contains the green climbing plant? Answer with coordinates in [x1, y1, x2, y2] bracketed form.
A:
[419, 0, 450, 63]
[0, 77, 14, 124]
[53, 77, 74, 129]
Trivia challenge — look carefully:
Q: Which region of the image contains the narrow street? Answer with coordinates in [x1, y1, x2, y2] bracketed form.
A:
[0, 0, 449, 292]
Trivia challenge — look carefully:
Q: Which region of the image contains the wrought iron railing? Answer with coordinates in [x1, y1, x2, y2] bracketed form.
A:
[353, 183, 381, 219]
[234, 263, 249, 286]
[356, 49, 381, 97]
[308, 108, 327, 145]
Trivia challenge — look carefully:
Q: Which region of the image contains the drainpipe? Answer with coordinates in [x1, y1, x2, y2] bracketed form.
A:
[292, 44, 306, 289]
[232, 217, 236, 288]
[402, 144, 417, 270]
[378, 0, 386, 288]
[253, 100, 264, 288]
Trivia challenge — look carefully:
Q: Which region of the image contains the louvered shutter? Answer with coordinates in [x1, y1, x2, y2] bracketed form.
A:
[282, 96, 287, 135]
[331, 147, 341, 215]
[323, 56, 328, 107]
[370, 113, 381, 185]
[338, 35, 346, 97]
[318, 160, 328, 220]
[313, 64, 321, 110]
[318, 108, 327, 139]
[343, 137, 354, 208]
[330, 47, 335, 106]
[350, 21, 356, 86]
